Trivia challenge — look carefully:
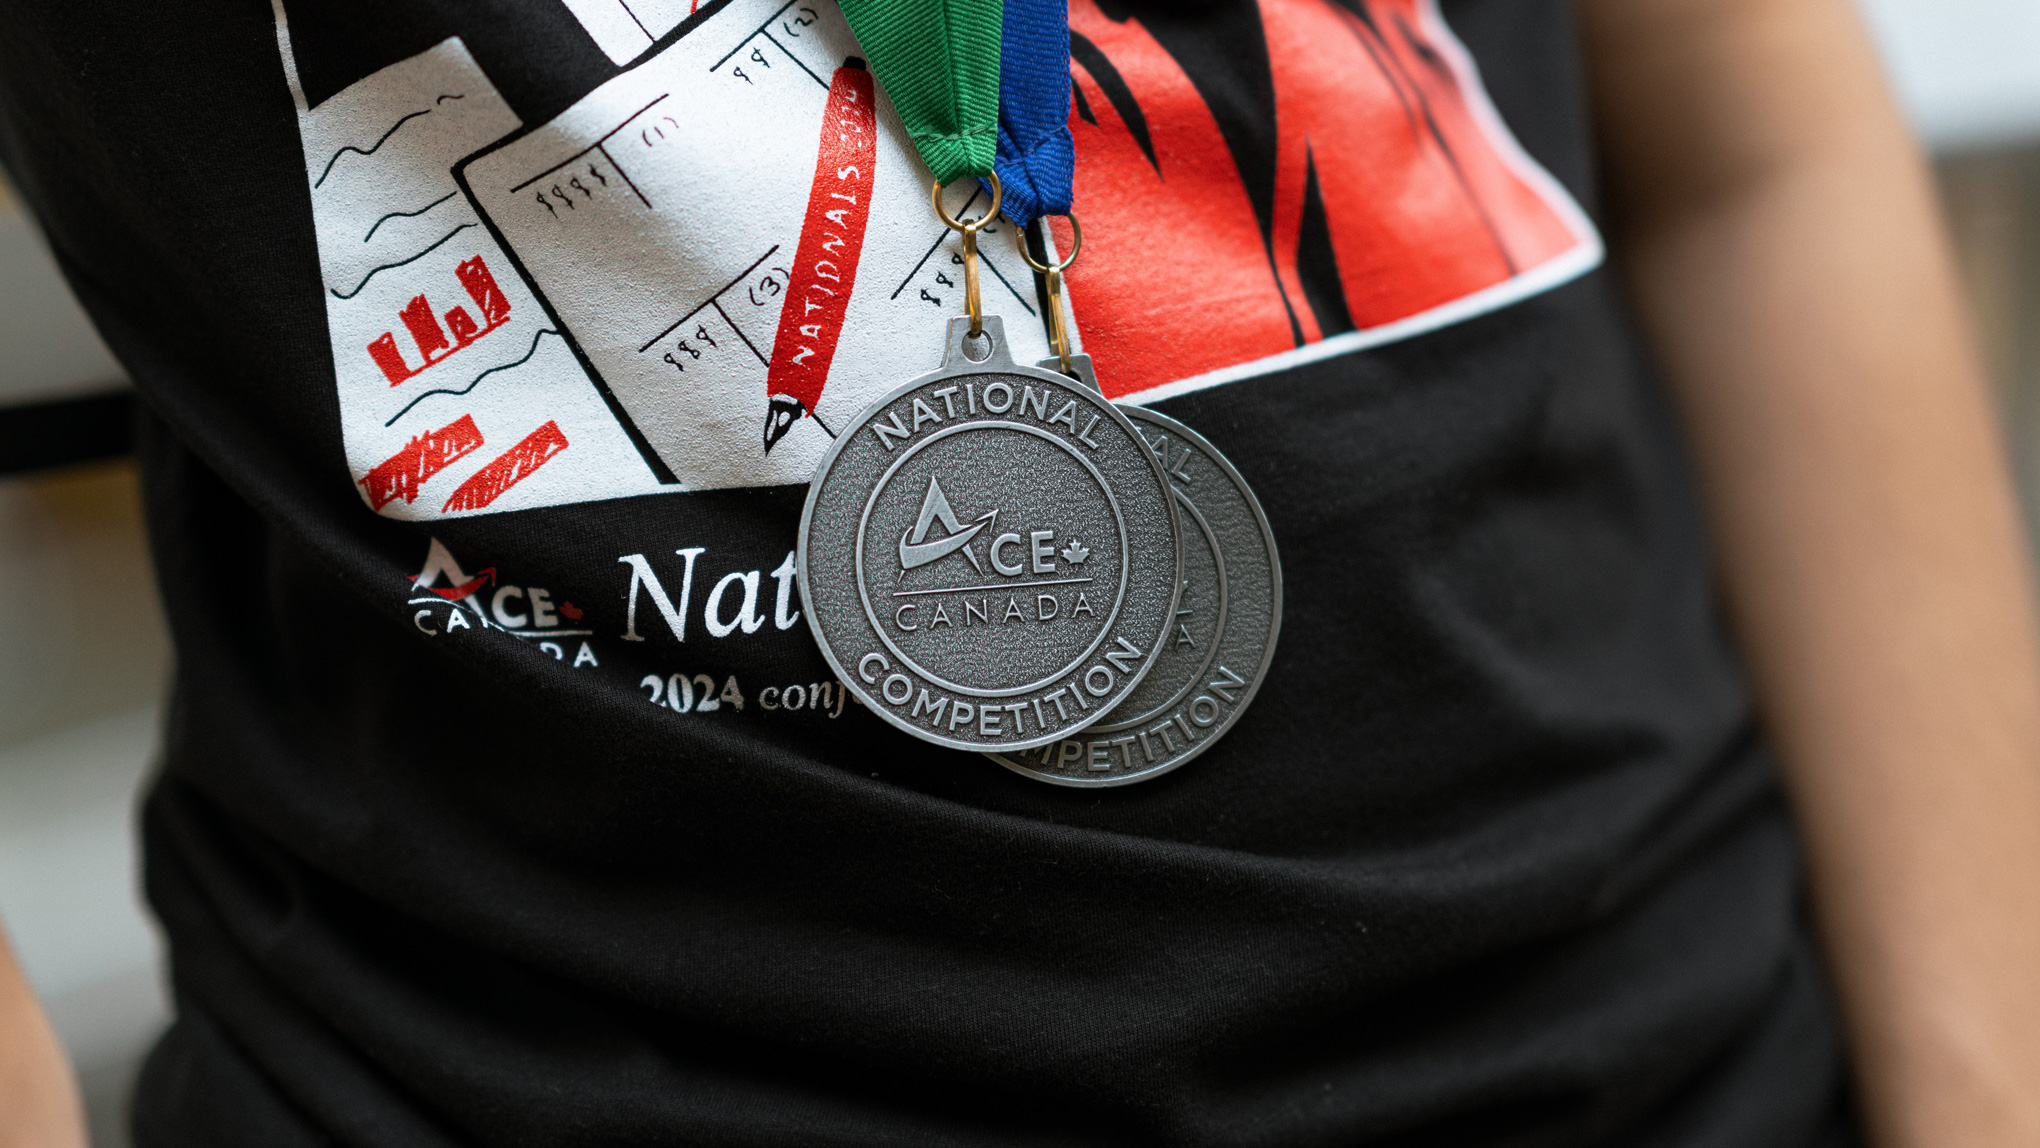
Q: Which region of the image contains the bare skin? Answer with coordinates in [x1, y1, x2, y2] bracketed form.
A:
[1580, 0, 2040, 1143]
[2, 0, 2038, 1144]
[0, 923, 85, 1148]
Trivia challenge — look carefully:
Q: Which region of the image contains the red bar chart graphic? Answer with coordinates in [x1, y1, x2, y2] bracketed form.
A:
[366, 256, 514, 385]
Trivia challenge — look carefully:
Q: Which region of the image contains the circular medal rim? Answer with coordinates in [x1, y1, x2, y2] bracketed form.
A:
[1063, 487, 1229, 730]
[854, 420, 1133, 699]
[797, 349, 1184, 754]
[985, 404, 1284, 785]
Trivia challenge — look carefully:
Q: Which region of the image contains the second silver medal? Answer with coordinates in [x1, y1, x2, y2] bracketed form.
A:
[798, 317, 1182, 753]
[988, 406, 1283, 785]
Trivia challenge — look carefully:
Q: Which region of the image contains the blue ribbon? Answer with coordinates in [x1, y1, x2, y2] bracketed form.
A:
[986, 0, 1074, 227]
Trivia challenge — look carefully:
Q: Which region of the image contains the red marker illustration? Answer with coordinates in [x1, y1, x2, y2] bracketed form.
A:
[763, 58, 876, 452]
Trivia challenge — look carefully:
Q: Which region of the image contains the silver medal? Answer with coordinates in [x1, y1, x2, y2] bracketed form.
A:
[987, 406, 1282, 785]
[798, 316, 1182, 752]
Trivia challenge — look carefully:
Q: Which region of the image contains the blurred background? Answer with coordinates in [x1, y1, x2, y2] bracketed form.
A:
[1, 2, 2038, 1144]
[0, 164, 171, 1147]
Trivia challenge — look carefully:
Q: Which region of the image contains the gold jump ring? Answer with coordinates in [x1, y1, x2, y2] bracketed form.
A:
[1014, 212, 1082, 273]
[931, 174, 1003, 233]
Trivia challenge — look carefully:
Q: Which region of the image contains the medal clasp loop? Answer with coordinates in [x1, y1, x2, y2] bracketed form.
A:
[1015, 213, 1083, 376]
[932, 175, 1003, 339]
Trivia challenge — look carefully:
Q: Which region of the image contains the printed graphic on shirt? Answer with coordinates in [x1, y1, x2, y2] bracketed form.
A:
[408, 537, 603, 667]
[1058, 0, 1600, 401]
[457, 0, 1063, 492]
[560, 0, 700, 66]
[271, 22, 671, 520]
[404, 534, 862, 720]
[274, 0, 1594, 516]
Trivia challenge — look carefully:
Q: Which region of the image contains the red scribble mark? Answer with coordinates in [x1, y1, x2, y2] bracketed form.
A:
[456, 255, 512, 325]
[399, 293, 452, 362]
[415, 568, 496, 602]
[761, 60, 876, 449]
[366, 333, 413, 384]
[441, 420, 569, 513]
[558, 601, 583, 621]
[358, 413, 485, 510]
[366, 255, 514, 386]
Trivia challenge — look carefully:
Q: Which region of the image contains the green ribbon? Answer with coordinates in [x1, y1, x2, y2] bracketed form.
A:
[836, 0, 1002, 184]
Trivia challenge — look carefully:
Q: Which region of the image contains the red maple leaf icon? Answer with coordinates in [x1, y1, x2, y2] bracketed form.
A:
[558, 601, 583, 621]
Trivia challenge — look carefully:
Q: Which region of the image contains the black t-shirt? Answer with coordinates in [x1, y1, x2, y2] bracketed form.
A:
[0, 0, 1856, 1142]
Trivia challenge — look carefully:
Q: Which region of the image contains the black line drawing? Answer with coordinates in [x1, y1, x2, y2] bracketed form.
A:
[715, 299, 769, 366]
[712, 0, 799, 69]
[765, 32, 827, 87]
[315, 105, 443, 189]
[891, 186, 1036, 315]
[893, 186, 999, 298]
[509, 95, 667, 211]
[363, 192, 456, 243]
[435, 92, 466, 105]
[619, 0, 653, 40]
[383, 328, 561, 426]
[637, 245, 781, 352]
[710, 0, 829, 89]
[453, 150, 679, 485]
[978, 249, 1037, 316]
[639, 115, 685, 147]
[331, 224, 474, 300]
[893, 190, 981, 298]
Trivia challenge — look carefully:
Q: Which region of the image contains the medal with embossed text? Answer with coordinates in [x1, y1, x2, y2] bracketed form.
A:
[803, 0, 1178, 753]
[798, 315, 1181, 752]
[988, 407, 1282, 784]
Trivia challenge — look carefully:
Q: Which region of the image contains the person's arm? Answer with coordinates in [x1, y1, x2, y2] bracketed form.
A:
[1576, 0, 2040, 1142]
[0, 920, 85, 1148]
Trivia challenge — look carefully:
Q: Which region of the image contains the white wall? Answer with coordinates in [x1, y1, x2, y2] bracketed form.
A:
[1860, 0, 2040, 152]
[0, 461, 170, 1148]
[0, 182, 168, 1148]
[0, 188, 124, 404]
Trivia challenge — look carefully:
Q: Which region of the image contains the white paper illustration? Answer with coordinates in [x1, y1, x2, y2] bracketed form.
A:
[270, 0, 1587, 520]
[560, 0, 701, 65]
[458, 0, 1060, 493]
[274, 16, 672, 519]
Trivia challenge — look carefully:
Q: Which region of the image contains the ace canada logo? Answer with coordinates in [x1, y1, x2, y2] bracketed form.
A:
[891, 475, 1096, 633]
[899, 476, 1092, 574]
[407, 538, 600, 667]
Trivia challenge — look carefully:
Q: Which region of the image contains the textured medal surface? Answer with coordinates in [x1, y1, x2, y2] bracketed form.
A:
[988, 405, 1282, 785]
[799, 318, 1181, 752]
